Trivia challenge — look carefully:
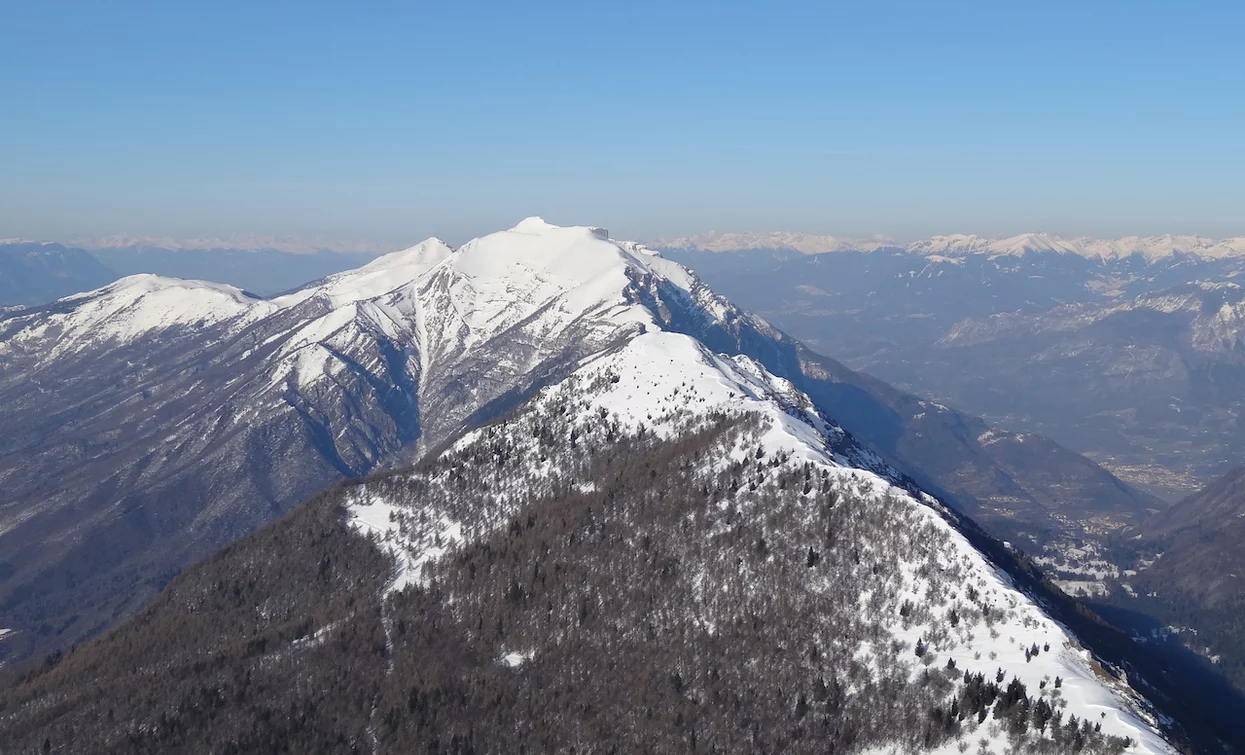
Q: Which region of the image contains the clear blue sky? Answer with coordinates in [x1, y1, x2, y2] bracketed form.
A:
[2, 1, 1242, 245]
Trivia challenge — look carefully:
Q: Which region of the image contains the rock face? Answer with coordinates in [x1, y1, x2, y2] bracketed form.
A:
[0, 219, 1154, 666]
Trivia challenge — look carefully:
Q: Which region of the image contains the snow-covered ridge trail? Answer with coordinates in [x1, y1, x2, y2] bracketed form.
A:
[345, 329, 1174, 754]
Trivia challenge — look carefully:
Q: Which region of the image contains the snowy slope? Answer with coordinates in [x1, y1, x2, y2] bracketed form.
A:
[0, 274, 272, 363]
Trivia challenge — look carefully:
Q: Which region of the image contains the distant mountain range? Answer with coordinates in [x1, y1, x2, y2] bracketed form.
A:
[0, 237, 387, 304]
[658, 234, 1245, 499]
[907, 281, 1245, 497]
[654, 230, 1245, 261]
[9, 230, 1245, 309]
[67, 234, 397, 255]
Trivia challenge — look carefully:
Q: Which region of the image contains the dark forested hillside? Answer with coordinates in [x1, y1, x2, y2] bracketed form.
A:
[1096, 468, 1245, 692]
[0, 489, 393, 754]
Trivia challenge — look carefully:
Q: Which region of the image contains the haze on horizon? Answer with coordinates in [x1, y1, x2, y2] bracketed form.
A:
[3, 1, 1243, 245]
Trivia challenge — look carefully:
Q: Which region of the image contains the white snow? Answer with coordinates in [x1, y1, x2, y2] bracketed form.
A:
[0, 274, 274, 362]
[874, 506, 1170, 753]
[910, 232, 1245, 262]
[572, 331, 847, 468]
[499, 650, 534, 668]
[273, 237, 453, 309]
[346, 493, 465, 594]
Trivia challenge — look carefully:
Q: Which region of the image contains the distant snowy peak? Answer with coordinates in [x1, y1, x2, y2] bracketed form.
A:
[0, 238, 60, 247]
[1079, 234, 1245, 261]
[276, 237, 456, 308]
[652, 231, 897, 255]
[909, 233, 1083, 257]
[68, 234, 396, 255]
[657, 230, 1245, 261]
[0, 274, 268, 360]
[914, 232, 1245, 261]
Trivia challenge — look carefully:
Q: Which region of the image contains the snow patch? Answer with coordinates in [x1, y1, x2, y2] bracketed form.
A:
[499, 650, 534, 668]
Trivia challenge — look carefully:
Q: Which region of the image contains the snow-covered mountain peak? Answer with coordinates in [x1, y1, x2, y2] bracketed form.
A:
[0, 219, 1192, 751]
[343, 319, 1175, 755]
[0, 238, 57, 247]
[0, 273, 267, 361]
[509, 215, 560, 233]
[451, 220, 635, 291]
[909, 232, 1082, 258]
[51, 273, 263, 322]
[280, 237, 456, 308]
[6, 220, 731, 380]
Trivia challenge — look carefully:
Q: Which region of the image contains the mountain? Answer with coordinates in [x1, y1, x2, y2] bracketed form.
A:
[654, 230, 898, 255]
[1139, 465, 1245, 548]
[924, 282, 1245, 498]
[87, 243, 384, 297]
[74, 233, 396, 255]
[1, 236, 388, 307]
[655, 231, 1245, 262]
[1092, 468, 1245, 692]
[658, 236, 1245, 497]
[0, 300, 1183, 753]
[0, 240, 117, 306]
[908, 233, 1245, 262]
[0, 220, 1162, 670]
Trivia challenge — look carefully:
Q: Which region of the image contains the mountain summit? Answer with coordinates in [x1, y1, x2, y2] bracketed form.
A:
[0, 219, 780, 659]
[0, 220, 1180, 753]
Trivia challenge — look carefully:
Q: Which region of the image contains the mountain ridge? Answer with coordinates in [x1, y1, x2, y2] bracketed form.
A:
[0, 219, 1160, 673]
[655, 230, 1245, 262]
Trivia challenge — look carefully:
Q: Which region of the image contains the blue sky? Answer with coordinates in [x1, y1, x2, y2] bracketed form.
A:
[2, 1, 1242, 245]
